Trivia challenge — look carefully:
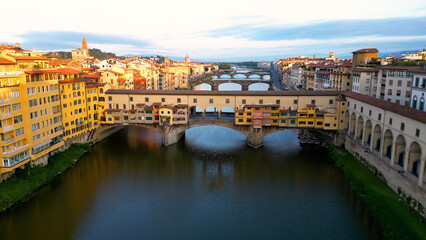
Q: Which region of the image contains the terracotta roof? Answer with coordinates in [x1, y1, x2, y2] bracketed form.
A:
[344, 91, 426, 123]
[58, 78, 86, 84]
[56, 68, 83, 75]
[7, 54, 49, 60]
[352, 68, 379, 72]
[85, 72, 102, 79]
[338, 62, 352, 67]
[352, 48, 379, 54]
[0, 57, 15, 65]
[374, 65, 424, 71]
[101, 70, 123, 76]
[49, 59, 73, 66]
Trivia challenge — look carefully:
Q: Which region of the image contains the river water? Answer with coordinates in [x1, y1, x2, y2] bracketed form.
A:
[0, 126, 383, 240]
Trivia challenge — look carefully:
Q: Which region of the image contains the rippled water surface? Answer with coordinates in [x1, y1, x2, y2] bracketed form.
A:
[0, 127, 383, 240]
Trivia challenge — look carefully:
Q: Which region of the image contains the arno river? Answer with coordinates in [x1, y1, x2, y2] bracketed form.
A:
[0, 127, 383, 240]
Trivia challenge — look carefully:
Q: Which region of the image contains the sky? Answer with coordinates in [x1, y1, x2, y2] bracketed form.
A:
[1, 0, 426, 61]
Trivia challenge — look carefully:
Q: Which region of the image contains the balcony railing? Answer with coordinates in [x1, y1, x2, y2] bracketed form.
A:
[1, 112, 11, 119]
[0, 71, 23, 77]
[2, 125, 14, 132]
[0, 99, 11, 105]
[2, 144, 29, 156]
[4, 137, 15, 144]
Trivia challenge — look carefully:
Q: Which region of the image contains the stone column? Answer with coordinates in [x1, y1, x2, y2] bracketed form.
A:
[218, 111, 221, 120]
[418, 159, 425, 186]
[247, 127, 263, 148]
[202, 110, 206, 120]
[379, 132, 385, 156]
[390, 140, 397, 166]
[161, 125, 185, 146]
[403, 146, 410, 172]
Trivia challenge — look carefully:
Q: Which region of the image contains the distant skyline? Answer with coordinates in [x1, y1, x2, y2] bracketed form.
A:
[2, 0, 426, 61]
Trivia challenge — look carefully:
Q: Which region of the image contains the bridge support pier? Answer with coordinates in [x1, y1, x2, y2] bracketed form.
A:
[242, 85, 249, 91]
[161, 125, 186, 146]
[246, 127, 264, 148]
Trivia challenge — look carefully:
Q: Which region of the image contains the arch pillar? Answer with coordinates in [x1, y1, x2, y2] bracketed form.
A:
[418, 159, 425, 186]
[202, 110, 206, 120]
[218, 111, 221, 120]
[247, 127, 263, 148]
[390, 139, 397, 166]
[403, 146, 410, 172]
[361, 124, 366, 143]
[161, 125, 185, 146]
[242, 85, 249, 91]
[379, 131, 385, 156]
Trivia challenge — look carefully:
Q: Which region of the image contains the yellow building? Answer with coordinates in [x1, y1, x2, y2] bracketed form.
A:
[0, 57, 31, 176]
[297, 104, 320, 128]
[159, 106, 174, 125]
[24, 70, 64, 164]
[59, 78, 88, 141]
[85, 82, 107, 130]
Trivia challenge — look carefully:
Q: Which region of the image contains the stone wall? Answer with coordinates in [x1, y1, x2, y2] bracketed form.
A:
[341, 132, 426, 215]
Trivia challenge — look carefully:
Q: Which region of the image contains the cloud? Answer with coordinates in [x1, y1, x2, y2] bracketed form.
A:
[18, 31, 152, 52]
[208, 17, 426, 41]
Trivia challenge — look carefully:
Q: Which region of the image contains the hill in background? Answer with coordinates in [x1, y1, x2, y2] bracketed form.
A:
[44, 48, 118, 60]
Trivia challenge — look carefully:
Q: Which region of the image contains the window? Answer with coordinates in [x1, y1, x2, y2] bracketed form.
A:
[378, 113, 381, 121]
[416, 128, 420, 137]
[242, 99, 246, 104]
[366, 79, 370, 83]
[311, 100, 316, 104]
[161, 98, 165, 102]
[145, 97, 149, 102]
[14, 115, 23, 124]
[226, 98, 230, 104]
[397, 80, 402, 86]
[276, 99, 280, 104]
[11, 90, 20, 98]
[129, 97, 133, 101]
[294, 99, 298, 104]
[209, 99, 213, 104]
[400, 123, 405, 131]
[360, 106, 363, 113]
[329, 99, 333, 104]
[365, 87, 369, 91]
[396, 90, 401, 96]
[193, 98, 197, 103]
[108, 96, 112, 101]
[389, 80, 393, 86]
[259, 99, 263, 104]
[15, 127, 24, 137]
[389, 118, 392, 125]
[12, 103, 21, 111]
[177, 98, 181, 103]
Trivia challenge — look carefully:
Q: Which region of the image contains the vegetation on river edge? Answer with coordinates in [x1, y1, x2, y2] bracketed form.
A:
[0, 143, 92, 212]
[328, 145, 426, 240]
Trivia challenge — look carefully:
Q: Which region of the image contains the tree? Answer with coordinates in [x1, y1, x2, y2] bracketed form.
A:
[219, 62, 230, 69]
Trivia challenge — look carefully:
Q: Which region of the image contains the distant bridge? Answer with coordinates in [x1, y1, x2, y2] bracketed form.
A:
[213, 72, 271, 80]
[190, 79, 273, 91]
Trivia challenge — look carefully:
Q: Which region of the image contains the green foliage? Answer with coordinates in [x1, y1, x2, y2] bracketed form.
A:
[392, 61, 425, 67]
[0, 143, 91, 212]
[88, 48, 117, 60]
[219, 62, 231, 69]
[44, 51, 72, 59]
[328, 146, 426, 240]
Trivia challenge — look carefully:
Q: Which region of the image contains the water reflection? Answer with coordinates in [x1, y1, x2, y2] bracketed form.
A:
[0, 127, 383, 240]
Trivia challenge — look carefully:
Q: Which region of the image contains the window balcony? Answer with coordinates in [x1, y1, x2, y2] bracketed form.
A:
[0, 99, 11, 105]
[2, 144, 29, 157]
[0, 71, 23, 78]
[1, 125, 14, 132]
[4, 137, 15, 144]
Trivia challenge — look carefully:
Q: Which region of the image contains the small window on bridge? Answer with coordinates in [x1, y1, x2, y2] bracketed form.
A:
[369, 110, 372, 116]
[293, 100, 298, 104]
[311, 100, 316, 104]
[329, 99, 333, 104]
[226, 99, 230, 104]
[108, 96, 112, 101]
[193, 98, 197, 103]
[400, 123, 405, 131]
[242, 99, 246, 104]
[378, 113, 382, 121]
[177, 98, 181, 103]
[416, 129, 420, 137]
[259, 99, 263, 104]
[209, 99, 213, 103]
[162, 98, 165, 102]
[145, 97, 149, 102]
[276, 99, 280, 104]
[129, 97, 133, 102]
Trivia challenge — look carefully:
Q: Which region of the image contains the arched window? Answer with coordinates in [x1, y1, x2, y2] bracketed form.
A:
[420, 97, 425, 111]
[78, 99, 81, 104]
[72, 83, 76, 90]
[74, 109, 78, 114]
[100, 88, 103, 93]
[412, 96, 418, 109]
[79, 108, 82, 113]
[74, 100, 77, 105]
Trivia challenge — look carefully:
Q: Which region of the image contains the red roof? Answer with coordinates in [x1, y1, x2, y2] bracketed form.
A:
[344, 91, 426, 123]
[49, 59, 73, 66]
[0, 57, 15, 65]
[352, 48, 379, 54]
[7, 54, 49, 60]
[56, 68, 83, 75]
[85, 72, 102, 79]
[101, 70, 123, 76]
[352, 68, 379, 72]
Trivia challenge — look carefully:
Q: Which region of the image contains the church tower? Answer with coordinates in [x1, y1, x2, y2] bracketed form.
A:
[184, 54, 190, 64]
[82, 37, 90, 57]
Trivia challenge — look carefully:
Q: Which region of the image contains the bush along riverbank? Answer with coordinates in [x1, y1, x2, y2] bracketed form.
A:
[0, 143, 92, 212]
[328, 145, 426, 240]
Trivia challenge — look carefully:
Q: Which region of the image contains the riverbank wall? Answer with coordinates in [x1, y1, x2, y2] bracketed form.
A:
[331, 131, 426, 217]
[0, 125, 123, 182]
